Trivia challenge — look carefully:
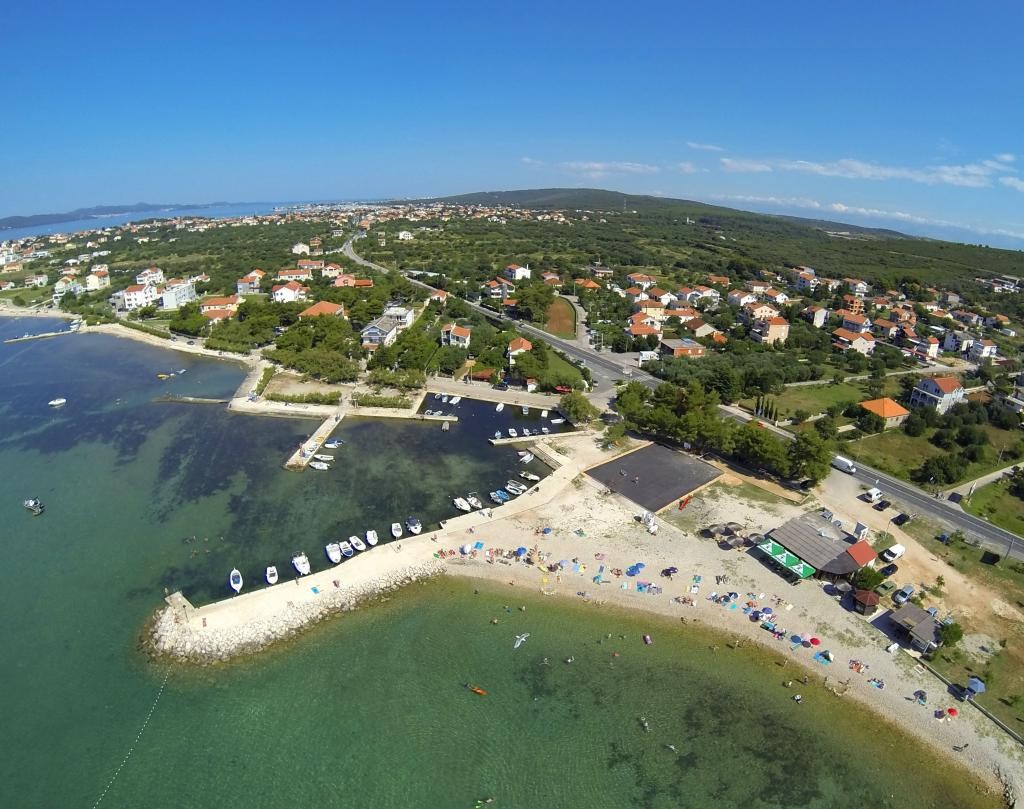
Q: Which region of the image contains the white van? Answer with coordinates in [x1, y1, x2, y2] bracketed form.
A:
[864, 487, 884, 503]
[832, 456, 856, 474]
[881, 544, 906, 562]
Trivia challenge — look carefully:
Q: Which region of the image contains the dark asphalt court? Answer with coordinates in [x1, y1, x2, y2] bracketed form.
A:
[586, 443, 721, 512]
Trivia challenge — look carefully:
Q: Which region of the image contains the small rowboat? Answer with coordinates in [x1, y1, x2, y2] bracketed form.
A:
[465, 684, 488, 696]
[229, 568, 243, 593]
[265, 566, 279, 585]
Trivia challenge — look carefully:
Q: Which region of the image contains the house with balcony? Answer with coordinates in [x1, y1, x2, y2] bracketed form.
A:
[802, 305, 828, 328]
[135, 266, 165, 286]
[360, 317, 401, 349]
[969, 339, 998, 361]
[160, 278, 197, 310]
[236, 269, 265, 295]
[271, 281, 309, 303]
[122, 283, 159, 311]
[831, 328, 875, 355]
[85, 269, 110, 291]
[441, 323, 472, 347]
[278, 267, 313, 283]
[909, 376, 965, 414]
[503, 263, 532, 281]
[751, 317, 790, 345]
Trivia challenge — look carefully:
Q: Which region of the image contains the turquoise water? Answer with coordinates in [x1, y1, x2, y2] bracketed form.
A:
[0, 319, 998, 808]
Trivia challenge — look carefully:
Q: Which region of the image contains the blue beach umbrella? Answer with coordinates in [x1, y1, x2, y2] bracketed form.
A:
[967, 677, 986, 695]
[515, 547, 528, 557]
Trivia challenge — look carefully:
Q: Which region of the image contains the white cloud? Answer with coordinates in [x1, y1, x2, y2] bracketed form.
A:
[559, 161, 659, 179]
[996, 153, 1016, 163]
[520, 156, 544, 167]
[720, 157, 772, 173]
[714, 194, 821, 210]
[686, 141, 724, 152]
[675, 161, 698, 174]
[1001, 176, 1024, 192]
[721, 154, 1017, 189]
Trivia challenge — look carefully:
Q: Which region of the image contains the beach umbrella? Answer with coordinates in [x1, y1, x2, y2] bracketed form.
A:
[636, 563, 646, 569]
[460, 544, 471, 554]
[542, 527, 552, 534]
[946, 708, 958, 717]
[515, 547, 527, 557]
[761, 607, 773, 615]
[725, 522, 743, 535]
[822, 650, 834, 661]
[809, 637, 821, 646]
[707, 524, 725, 536]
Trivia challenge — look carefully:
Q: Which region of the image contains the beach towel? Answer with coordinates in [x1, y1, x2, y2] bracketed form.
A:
[594, 553, 606, 560]
[573, 562, 581, 574]
[473, 541, 484, 550]
[311, 586, 320, 594]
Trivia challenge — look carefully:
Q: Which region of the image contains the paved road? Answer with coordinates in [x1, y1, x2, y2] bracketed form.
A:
[344, 237, 1024, 554]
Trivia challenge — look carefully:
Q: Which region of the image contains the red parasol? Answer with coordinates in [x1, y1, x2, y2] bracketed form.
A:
[946, 708, 958, 717]
[810, 637, 821, 646]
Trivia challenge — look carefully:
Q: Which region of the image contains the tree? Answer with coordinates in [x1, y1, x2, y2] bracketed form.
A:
[559, 391, 599, 425]
[788, 430, 833, 483]
[856, 410, 885, 434]
[903, 412, 926, 437]
[853, 566, 884, 591]
[815, 415, 839, 440]
[939, 623, 964, 647]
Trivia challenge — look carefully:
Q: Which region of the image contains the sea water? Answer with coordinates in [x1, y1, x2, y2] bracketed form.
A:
[0, 319, 998, 808]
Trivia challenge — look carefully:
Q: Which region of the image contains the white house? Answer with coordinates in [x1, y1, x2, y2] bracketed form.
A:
[85, 270, 110, 291]
[122, 283, 160, 311]
[503, 263, 532, 281]
[291, 242, 310, 255]
[441, 323, 472, 348]
[360, 317, 401, 349]
[135, 266, 165, 286]
[383, 305, 414, 329]
[728, 289, 757, 307]
[25, 273, 49, 288]
[909, 377, 965, 414]
[236, 269, 265, 295]
[507, 336, 533, 364]
[271, 281, 309, 303]
[969, 339, 998, 360]
[160, 279, 197, 310]
[397, 230, 414, 241]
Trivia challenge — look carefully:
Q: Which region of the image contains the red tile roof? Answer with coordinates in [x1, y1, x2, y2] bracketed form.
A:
[846, 540, 877, 567]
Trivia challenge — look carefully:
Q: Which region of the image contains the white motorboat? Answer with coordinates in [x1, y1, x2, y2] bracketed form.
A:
[521, 405, 529, 415]
[350, 535, 366, 551]
[453, 497, 471, 512]
[495, 402, 504, 412]
[508, 428, 518, 437]
[549, 418, 565, 425]
[266, 566, 279, 585]
[48, 398, 67, 408]
[309, 461, 330, 471]
[441, 395, 449, 403]
[449, 396, 462, 405]
[326, 542, 342, 564]
[506, 480, 527, 495]
[466, 492, 483, 509]
[522, 427, 531, 436]
[541, 427, 550, 434]
[340, 540, 354, 558]
[365, 530, 378, 547]
[23, 498, 44, 515]
[313, 454, 334, 462]
[520, 471, 540, 482]
[292, 552, 311, 576]
[229, 568, 243, 593]
[433, 393, 441, 400]
[489, 491, 504, 504]
[406, 517, 422, 535]
[441, 421, 450, 432]
[388, 522, 401, 539]
[541, 410, 549, 418]
[324, 439, 344, 449]
[493, 431, 501, 439]
[519, 452, 534, 464]
[424, 409, 433, 416]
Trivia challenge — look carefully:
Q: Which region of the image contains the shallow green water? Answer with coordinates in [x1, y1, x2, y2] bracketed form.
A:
[0, 319, 998, 808]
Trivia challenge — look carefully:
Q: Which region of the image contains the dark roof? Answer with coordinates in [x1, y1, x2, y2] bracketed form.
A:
[890, 604, 942, 647]
[767, 514, 861, 574]
[853, 589, 880, 605]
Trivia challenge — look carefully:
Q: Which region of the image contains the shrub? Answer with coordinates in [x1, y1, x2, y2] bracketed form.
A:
[351, 393, 411, 408]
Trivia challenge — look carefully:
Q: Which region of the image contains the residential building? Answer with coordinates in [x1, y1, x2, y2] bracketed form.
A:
[802, 305, 828, 328]
[397, 230, 414, 241]
[745, 279, 770, 294]
[728, 289, 757, 307]
[296, 259, 324, 274]
[659, 338, 706, 358]
[575, 278, 601, 291]
[503, 263, 532, 281]
[751, 317, 790, 345]
[588, 264, 614, 279]
[943, 330, 975, 353]
[360, 317, 401, 349]
[969, 339, 998, 360]
[85, 270, 110, 291]
[685, 320, 719, 339]
[333, 274, 374, 288]
[507, 337, 533, 364]
[626, 272, 656, 289]
[889, 604, 943, 653]
[831, 328, 876, 355]
[277, 267, 313, 282]
[299, 301, 346, 319]
[25, 274, 48, 288]
[135, 266, 164, 286]
[440, 323, 472, 347]
[200, 294, 241, 314]
[122, 283, 159, 310]
[843, 277, 869, 296]
[691, 285, 720, 305]
[859, 398, 910, 429]
[236, 269, 265, 295]
[647, 287, 677, 307]
[909, 376, 965, 414]
[872, 318, 899, 340]
[482, 278, 515, 299]
[742, 302, 779, 323]
[841, 294, 864, 315]
[429, 289, 449, 304]
[202, 308, 235, 323]
[291, 242, 310, 255]
[840, 311, 871, 333]
[383, 305, 414, 329]
[952, 309, 982, 327]
[160, 279, 197, 310]
[624, 286, 648, 303]
[320, 262, 344, 279]
[706, 274, 730, 287]
[271, 282, 309, 303]
[795, 271, 819, 292]
[764, 288, 789, 305]
[540, 271, 561, 286]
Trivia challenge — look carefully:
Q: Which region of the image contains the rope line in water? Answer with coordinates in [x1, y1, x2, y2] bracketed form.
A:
[92, 667, 172, 809]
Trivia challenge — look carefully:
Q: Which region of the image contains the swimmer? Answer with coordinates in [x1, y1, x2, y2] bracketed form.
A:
[566, 656, 575, 664]
[542, 657, 549, 665]
[666, 744, 677, 753]
[793, 694, 803, 704]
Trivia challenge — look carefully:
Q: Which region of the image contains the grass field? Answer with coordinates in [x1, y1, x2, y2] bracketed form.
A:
[962, 479, 1024, 536]
[741, 377, 902, 418]
[545, 347, 584, 386]
[543, 296, 576, 339]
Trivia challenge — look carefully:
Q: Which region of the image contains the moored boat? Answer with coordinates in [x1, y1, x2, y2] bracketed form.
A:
[326, 542, 342, 563]
[453, 496, 471, 512]
[309, 461, 330, 471]
[441, 421, 450, 432]
[520, 471, 540, 482]
[495, 402, 504, 412]
[229, 568, 243, 593]
[521, 405, 529, 415]
[406, 517, 422, 535]
[549, 418, 565, 425]
[449, 396, 461, 405]
[433, 393, 441, 400]
[494, 489, 510, 502]
[506, 480, 527, 495]
[48, 398, 67, 408]
[493, 431, 501, 439]
[339, 540, 354, 558]
[508, 428, 517, 437]
[324, 439, 343, 449]
[351, 535, 367, 551]
[441, 395, 449, 403]
[391, 522, 403, 538]
[489, 491, 503, 504]
[313, 454, 334, 462]
[541, 409, 549, 418]
[266, 566, 279, 585]
[364, 529, 377, 547]
[519, 452, 534, 464]
[541, 427, 550, 434]
[23, 498, 44, 515]
[466, 492, 483, 509]
[292, 552, 311, 576]
[522, 427, 531, 436]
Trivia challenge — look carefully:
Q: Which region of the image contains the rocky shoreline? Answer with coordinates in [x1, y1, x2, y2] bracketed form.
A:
[146, 562, 445, 664]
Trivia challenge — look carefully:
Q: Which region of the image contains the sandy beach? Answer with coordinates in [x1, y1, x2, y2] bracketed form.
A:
[146, 432, 1022, 801]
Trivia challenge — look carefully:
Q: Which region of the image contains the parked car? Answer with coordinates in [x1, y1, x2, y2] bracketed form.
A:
[893, 584, 915, 605]
[873, 499, 892, 511]
[880, 563, 899, 578]
[892, 513, 912, 526]
[874, 581, 897, 597]
[187, 340, 196, 345]
[494, 381, 509, 391]
[881, 544, 906, 563]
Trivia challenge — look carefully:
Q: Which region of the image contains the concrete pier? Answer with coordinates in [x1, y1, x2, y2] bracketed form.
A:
[284, 409, 347, 469]
[3, 327, 80, 344]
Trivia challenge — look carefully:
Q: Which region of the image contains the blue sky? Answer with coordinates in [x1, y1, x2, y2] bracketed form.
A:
[3, 1, 1023, 247]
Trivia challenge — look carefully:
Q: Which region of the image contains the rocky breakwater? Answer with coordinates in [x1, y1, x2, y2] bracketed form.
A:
[147, 561, 445, 664]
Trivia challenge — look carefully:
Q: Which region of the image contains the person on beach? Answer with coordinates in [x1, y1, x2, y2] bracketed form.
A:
[793, 695, 802, 704]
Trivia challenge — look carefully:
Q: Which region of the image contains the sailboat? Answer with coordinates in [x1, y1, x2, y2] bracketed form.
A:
[229, 568, 243, 593]
[265, 566, 279, 585]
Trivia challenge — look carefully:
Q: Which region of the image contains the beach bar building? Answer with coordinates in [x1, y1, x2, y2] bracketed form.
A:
[758, 512, 877, 584]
